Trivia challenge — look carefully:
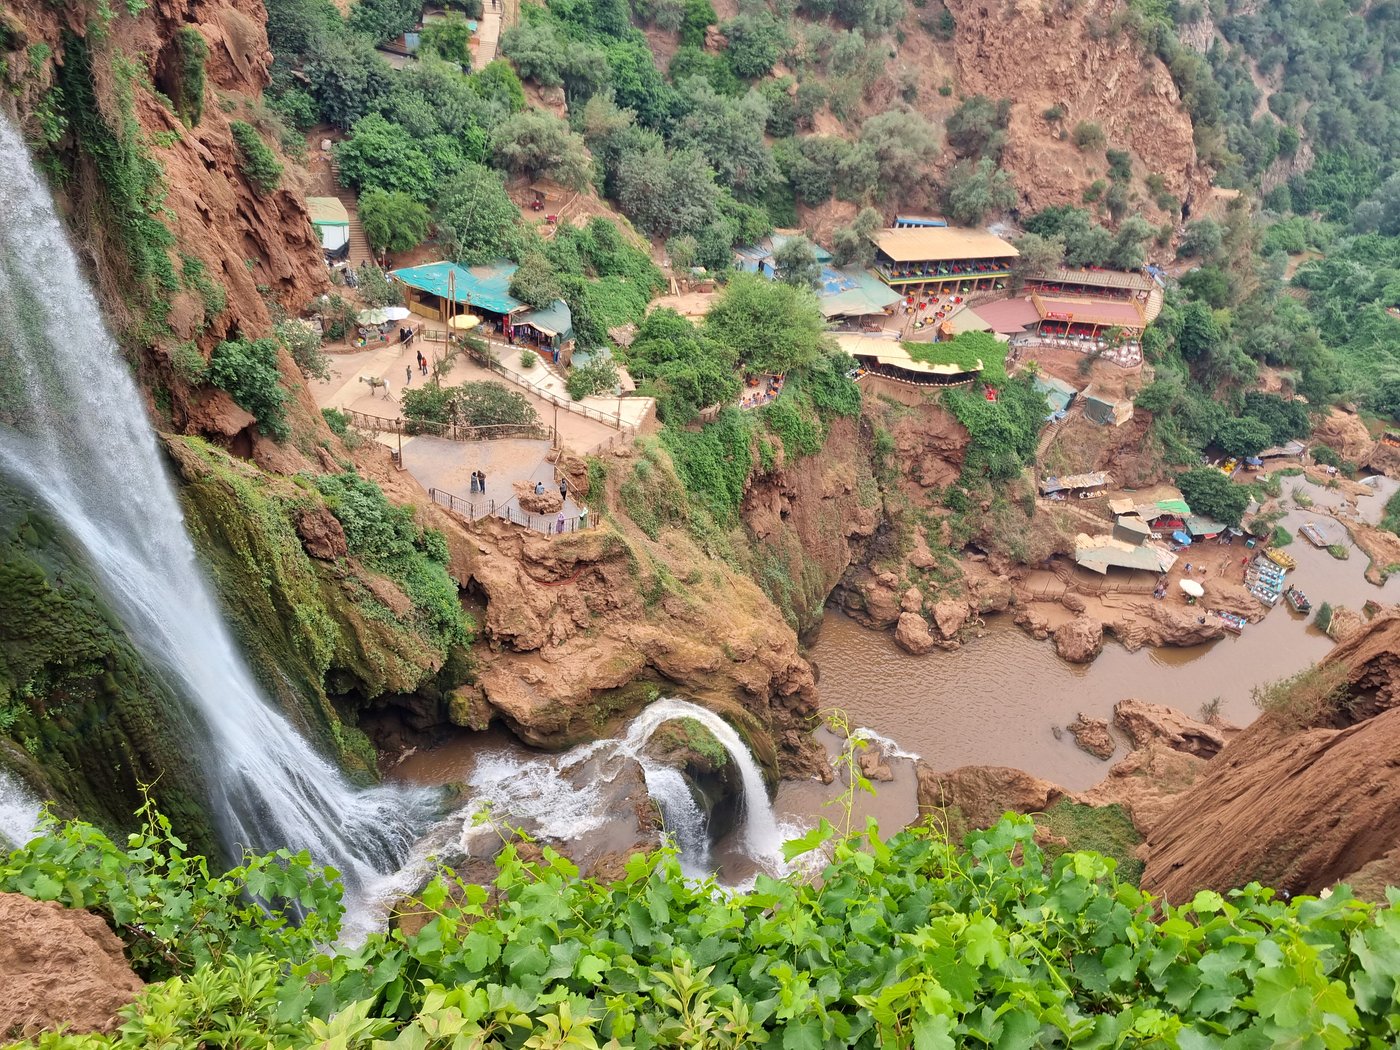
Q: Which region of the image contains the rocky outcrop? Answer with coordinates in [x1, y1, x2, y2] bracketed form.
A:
[1312, 407, 1376, 466]
[1067, 713, 1115, 760]
[931, 599, 970, 640]
[1053, 615, 1103, 663]
[0, 893, 144, 1038]
[915, 762, 1063, 831]
[296, 507, 349, 561]
[1140, 615, 1400, 901]
[1113, 699, 1234, 758]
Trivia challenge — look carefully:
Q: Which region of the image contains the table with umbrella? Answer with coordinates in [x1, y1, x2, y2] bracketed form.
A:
[1179, 578, 1204, 604]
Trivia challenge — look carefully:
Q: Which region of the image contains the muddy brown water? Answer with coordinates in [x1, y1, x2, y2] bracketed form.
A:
[809, 474, 1400, 791]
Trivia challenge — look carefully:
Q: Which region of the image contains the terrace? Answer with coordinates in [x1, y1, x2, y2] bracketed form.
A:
[871, 227, 1019, 293]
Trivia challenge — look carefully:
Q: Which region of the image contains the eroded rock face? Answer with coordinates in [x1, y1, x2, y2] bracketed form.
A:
[1067, 713, 1115, 760]
[1113, 699, 1234, 758]
[1053, 616, 1104, 663]
[0, 893, 144, 1038]
[894, 612, 937, 655]
[915, 762, 1063, 831]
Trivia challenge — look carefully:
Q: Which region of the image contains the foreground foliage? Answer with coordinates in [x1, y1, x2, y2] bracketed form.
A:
[8, 803, 1400, 1048]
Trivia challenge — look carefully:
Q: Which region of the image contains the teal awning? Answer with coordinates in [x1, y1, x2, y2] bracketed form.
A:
[391, 260, 522, 316]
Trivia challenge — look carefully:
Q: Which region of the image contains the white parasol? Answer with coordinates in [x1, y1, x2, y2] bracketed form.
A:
[447, 313, 481, 331]
[357, 308, 390, 325]
[1179, 579, 1204, 598]
[384, 306, 410, 321]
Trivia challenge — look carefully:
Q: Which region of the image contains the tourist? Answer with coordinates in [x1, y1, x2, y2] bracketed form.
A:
[579, 505, 588, 528]
[557, 512, 566, 534]
[534, 480, 545, 495]
[405, 366, 412, 386]
[469, 471, 478, 494]
[559, 478, 569, 500]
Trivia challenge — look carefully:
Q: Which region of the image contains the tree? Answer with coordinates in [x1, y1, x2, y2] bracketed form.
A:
[402, 381, 540, 426]
[773, 236, 822, 290]
[359, 189, 431, 254]
[498, 21, 564, 85]
[1214, 416, 1273, 458]
[616, 146, 723, 240]
[624, 308, 740, 421]
[944, 157, 1018, 226]
[304, 33, 390, 130]
[491, 110, 593, 190]
[704, 272, 830, 375]
[434, 164, 523, 264]
[945, 95, 1009, 159]
[1178, 218, 1224, 260]
[509, 254, 563, 309]
[567, 355, 620, 399]
[829, 207, 883, 268]
[333, 115, 436, 200]
[420, 13, 474, 67]
[721, 12, 788, 79]
[669, 79, 777, 197]
[1011, 232, 1065, 289]
[859, 110, 941, 203]
[1177, 467, 1250, 525]
[274, 318, 330, 382]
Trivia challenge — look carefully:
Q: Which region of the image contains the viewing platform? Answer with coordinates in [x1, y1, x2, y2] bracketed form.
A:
[871, 226, 1018, 294]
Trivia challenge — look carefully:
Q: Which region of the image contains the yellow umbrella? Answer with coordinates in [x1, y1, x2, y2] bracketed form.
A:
[447, 313, 481, 331]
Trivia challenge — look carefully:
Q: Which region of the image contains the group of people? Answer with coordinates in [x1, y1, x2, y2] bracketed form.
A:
[404, 351, 430, 387]
[469, 469, 488, 493]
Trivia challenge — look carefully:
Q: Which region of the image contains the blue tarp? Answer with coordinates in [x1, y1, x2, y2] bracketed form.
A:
[1172, 530, 1192, 545]
[1245, 456, 1263, 466]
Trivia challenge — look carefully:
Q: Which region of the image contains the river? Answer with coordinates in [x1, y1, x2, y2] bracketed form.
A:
[807, 473, 1399, 790]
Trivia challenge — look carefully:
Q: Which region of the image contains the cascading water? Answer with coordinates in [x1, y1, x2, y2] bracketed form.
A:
[0, 114, 432, 888]
[0, 769, 40, 851]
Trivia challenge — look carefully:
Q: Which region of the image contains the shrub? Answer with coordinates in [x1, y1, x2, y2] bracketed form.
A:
[1252, 660, 1350, 729]
[519, 349, 538, 369]
[1314, 601, 1334, 634]
[173, 27, 207, 126]
[1072, 120, 1105, 150]
[321, 407, 350, 436]
[1311, 444, 1342, 468]
[274, 318, 330, 382]
[230, 121, 283, 195]
[169, 341, 207, 385]
[207, 336, 289, 441]
[401, 381, 539, 428]
[420, 12, 474, 66]
[566, 355, 620, 400]
[358, 189, 430, 254]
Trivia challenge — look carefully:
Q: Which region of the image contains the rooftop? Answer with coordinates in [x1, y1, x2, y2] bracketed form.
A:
[518, 299, 573, 337]
[872, 226, 1019, 264]
[1074, 533, 1178, 575]
[307, 197, 349, 226]
[1040, 471, 1111, 494]
[836, 334, 984, 375]
[971, 297, 1040, 334]
[1032, 266, 1155, 292]
[818, 266, 901, 318]
[391, 260, 523, 316]
[1032, 294, 1147, 329]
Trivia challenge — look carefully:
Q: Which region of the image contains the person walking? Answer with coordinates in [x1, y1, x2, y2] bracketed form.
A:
[556, 511, 566, 534]
[406, 365, 412, 386]
[381, 378, 391, 400]
[559, 478, 569, 500]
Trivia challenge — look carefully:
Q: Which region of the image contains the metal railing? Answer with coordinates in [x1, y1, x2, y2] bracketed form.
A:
[429, 488, 599, 536]
[343, 408, 555, 444]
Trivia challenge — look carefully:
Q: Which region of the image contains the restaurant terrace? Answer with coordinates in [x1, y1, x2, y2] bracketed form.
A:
[871, 226, 1019, 294]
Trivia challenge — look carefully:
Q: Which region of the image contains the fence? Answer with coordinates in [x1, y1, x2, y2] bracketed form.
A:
[429, 487, 599, 536]
[418, 329, 639, 432]
[343, 409, 555, 444]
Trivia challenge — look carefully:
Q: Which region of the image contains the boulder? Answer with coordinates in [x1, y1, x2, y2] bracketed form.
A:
[915, 762, 1063, 830]
[975, 576, 1016, 613]
[1112, 699, 1234, 758]
[515, 481, 563, 515]
[900, 587, 924, 613]
[1014, 607, 1052, 640]
[931, 599, 969, 640]
[894, 612, 937, 655]
[858, 743, 895, 782]
[1067, 712, 1115, 759]
[295, 506, 348, 560]
[1060, 592, 1087, 614]
[0, 893, 144, 1038]
[1053, 616, 1104, 663]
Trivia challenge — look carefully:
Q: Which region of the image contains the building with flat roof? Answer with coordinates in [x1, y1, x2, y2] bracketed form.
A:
[1026, 266, 1155, 298]
[307, 197, 350, 261]
[1040, 471, 1111, 496]
[1031, 293, 1147, 338]
[837, 334, 984, 386]
[870, 226, 1018, 295]
[1075, 532, 1178, 575]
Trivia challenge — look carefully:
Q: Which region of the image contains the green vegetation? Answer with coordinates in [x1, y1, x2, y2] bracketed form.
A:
[357, 188, 430, 254]
[9, 802, 1400, 1049]
[313, 472, 471, 650]
[622, 308, 740, 423]
[565, 355, 620, 400]
[904, 331, 1009, 385]
[944, 377, 1044, 482]
[1176, 467, 1250, 527]
[399, 381, 539, 429]
[704, 272, 831, 376]
[1037, 799, 1145, 885]
[206, 337, 289, 441]
[1314, 600, 1334, 634]
[1270, 525, 1294, 548]
[172, 27, 207, 126]
[420, 12, 475, 66]
[274, 318, 330, 382]
[229, 121, 283, 196]
[1252, 660, 1350, 730]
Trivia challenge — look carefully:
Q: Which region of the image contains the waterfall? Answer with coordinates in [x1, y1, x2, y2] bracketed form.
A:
[0, 769, 40, 851]
[0, 114, 431, 889]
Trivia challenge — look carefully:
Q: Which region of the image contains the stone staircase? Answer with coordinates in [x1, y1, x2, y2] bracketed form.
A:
[1144, 281, 1165, 324]
[1039, 497, 1111, 533]
[1035, 402, 1081, 462]
[327, 157, 375, 268]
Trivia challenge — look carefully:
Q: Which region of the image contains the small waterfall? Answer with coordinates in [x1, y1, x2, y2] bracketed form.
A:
[0, 770, 40, 851]
[639, 765, 709, 871]
[618, 698, 784, 863]
[0, 114, 432, 889]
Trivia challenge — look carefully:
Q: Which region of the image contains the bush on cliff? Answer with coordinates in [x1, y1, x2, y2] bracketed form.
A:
[7, 804, 1400, 1049]
[206, 337, 289, 442]
[1177, 467, 1251, 526]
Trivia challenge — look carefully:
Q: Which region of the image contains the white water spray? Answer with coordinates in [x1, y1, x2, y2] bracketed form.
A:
[0, 115, 432, 887]
[0, 770, 40, 851]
